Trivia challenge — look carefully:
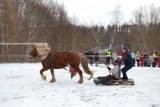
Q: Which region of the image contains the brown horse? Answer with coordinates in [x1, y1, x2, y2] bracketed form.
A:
[29, 44, 93, 84]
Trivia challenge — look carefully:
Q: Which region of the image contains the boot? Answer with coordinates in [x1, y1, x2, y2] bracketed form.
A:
[93, 79, 100, 85]
[121, 77, 128, 81]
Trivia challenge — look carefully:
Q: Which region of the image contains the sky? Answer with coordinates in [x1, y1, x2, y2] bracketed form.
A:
[57, 0, 160, 26]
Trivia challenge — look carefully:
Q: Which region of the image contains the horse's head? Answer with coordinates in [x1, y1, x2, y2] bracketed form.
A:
[29, 45, 38, 60]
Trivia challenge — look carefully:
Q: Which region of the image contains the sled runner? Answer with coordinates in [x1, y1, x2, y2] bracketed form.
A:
[93, 78, 135, 86]
[105, 78, 135, 86]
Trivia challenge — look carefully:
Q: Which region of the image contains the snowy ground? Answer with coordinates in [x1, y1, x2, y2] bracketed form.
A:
[0, 63, 160, 107]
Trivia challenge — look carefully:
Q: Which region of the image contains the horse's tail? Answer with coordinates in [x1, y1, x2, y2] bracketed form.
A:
[78, 53, 94, 80]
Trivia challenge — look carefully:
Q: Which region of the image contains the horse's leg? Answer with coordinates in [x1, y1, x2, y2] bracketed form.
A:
[50, 68, 56, 83]
[71, 71, 77, 79]
[40, 67, 49, 81]
[76, 68, 84, 84]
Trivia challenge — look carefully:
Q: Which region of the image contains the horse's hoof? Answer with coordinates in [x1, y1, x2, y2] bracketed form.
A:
[42, 76, 47, 81]
[50, 79, 56, 83]
[77, 80, 83, 84]
[71, 72, 77, 79]
[88, 74, 93, 80]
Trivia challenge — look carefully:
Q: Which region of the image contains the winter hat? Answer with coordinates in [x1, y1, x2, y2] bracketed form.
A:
[114, 59, 122, 66]
[123, 47, 128, 52]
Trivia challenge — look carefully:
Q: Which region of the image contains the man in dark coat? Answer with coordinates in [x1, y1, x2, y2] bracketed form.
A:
[88, 50, 94, 65]
[121, 47, 134, 80]
[94, 51, 99, 66]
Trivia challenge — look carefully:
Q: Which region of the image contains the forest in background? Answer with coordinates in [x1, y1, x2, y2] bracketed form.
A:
[0, 0, 160, 62]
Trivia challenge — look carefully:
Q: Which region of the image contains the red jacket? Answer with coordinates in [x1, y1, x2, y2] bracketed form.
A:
[140, 56, 144, 62]
[121, 51, 125, 58]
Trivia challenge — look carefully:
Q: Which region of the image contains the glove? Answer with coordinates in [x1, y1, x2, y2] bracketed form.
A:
[107, 66, 111, 71]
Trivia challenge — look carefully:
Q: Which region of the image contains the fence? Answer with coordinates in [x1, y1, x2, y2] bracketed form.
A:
[0, 43, 48, 63]
[0, 55, 112, 63]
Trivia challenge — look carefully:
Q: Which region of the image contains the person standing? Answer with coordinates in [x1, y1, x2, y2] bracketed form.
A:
[157, 52, 160, 67]
[146, 56, 152, 67]
[94, 51, 99, 66]
[84, 50, 89, 59]
[151, 49, 158, 60]
[131, 51, 136, 66]
[136, 51, 140, 67]
[140, 54, 144, 67]
[151, 50, 158, 67]
[121, 47, 134, 80]
[88, 50, 94, 66]
[144, 52, 149, 67]
[105, 50, 111, 66]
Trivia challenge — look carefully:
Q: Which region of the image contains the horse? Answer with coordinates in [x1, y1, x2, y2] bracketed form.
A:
[29, 44, 93, 84]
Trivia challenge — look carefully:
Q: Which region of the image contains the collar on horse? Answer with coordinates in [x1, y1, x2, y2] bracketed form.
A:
[41, 51, 57, 67]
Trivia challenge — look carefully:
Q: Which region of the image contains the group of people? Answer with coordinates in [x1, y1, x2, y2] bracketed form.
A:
[84, 50, 99, 66]
[93, 47, 134, 85]
[85, 49, 160, 68]
[84, 49, 113, 67]
[129, 50, 160, 67]
[84, 48, 160, 85]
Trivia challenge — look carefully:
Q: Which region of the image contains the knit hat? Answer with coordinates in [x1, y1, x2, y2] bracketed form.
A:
[114, 59, 122, 66]
[123, 47, 128, 52]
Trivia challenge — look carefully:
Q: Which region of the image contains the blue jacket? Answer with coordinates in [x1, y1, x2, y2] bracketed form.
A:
[122, 51, 134, 67]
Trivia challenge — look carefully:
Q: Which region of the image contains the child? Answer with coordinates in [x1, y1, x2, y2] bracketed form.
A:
[140, 54, 144, 67]
[93, 59, 121, 85]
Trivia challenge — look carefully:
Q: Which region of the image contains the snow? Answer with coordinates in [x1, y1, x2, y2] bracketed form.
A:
[0, 63, 160, 107]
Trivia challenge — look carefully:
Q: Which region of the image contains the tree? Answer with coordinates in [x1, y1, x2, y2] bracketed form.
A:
[131, 5, 160, 52]
[109, 5, 124, 50]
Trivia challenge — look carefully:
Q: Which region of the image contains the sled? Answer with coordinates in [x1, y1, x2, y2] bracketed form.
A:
[105, 78, 135, 86]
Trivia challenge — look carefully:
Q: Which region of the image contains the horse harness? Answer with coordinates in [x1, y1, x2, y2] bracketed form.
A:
[42, 51, 57, 68]
[41, 51, 70, 68]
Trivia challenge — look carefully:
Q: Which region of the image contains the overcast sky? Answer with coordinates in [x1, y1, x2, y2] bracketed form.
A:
[57, 0, 160, 26]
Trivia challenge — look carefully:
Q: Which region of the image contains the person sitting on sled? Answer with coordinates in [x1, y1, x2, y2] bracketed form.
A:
[93, 59, 121, 85]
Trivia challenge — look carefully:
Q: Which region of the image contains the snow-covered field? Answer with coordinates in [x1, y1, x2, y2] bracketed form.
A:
[0, 63, 160, 107]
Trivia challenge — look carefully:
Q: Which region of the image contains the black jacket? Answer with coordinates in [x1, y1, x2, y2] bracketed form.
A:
[122, 51, 134, 67]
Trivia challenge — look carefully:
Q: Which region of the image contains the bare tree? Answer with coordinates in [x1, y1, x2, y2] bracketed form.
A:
[109, 5, 123, 50]
[131, 5, 160, 52]
[0, 0, 20, 61]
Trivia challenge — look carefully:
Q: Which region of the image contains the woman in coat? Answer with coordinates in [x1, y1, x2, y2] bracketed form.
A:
[93, 59, 121, 85]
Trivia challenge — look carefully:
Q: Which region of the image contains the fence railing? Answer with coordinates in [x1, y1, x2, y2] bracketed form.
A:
[0, 55, 113, 63]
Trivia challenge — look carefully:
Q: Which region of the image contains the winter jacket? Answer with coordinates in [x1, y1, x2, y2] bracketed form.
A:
[109, 65, 120, 79]
[94, 52, 99, 61]
[122, 51, 134, 67]
[121, 51, 125, 58]
[106, 51, 111, 57]
[136, 52, 140, 60]
[131, 52, 136, 59]
[151, 52, 158, 59]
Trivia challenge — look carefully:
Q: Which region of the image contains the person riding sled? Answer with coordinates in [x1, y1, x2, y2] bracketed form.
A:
[93, 59, 121, 85]
[121, 47, 134, 80]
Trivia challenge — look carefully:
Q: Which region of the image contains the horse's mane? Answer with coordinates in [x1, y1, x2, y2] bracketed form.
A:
[35, 44, 51, 60]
